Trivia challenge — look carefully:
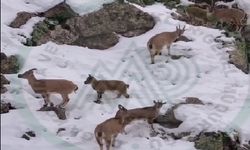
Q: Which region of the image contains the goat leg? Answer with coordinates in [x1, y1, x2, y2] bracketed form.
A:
[42, 94, 49, 107]
[58, 94, 69, 108]
[94, 92, 103, 104]
[111, 135, 117, 147]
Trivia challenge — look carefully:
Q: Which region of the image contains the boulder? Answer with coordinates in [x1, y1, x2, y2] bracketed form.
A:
[29, 2, 155, 49]
[1, 74, 10, 85]
[41, 2, 78, 23]
[9, 2, 78, 29]
[154, 97, 204, 128]
[194, 131, 238, 150]
[9, 12, 36, 28]
[0, 101, 15, 114]
[1, 54, 20, 74]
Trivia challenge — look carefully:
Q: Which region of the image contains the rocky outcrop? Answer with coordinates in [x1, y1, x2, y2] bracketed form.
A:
[121, 0, 180, 8]
[1, 74, 10, 94]
[27, 2, 155, 49]
[154, 97, 204, 128]
[1, 101, 15, 114]
[9, 12, 36, 28]
[193, 131, 247, 150]
[9, 2, 78, 29]
[1, 53, 20, 74]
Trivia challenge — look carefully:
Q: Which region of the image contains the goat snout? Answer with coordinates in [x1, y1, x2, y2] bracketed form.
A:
[84, 81, 88, 84]
[17, 74, 23, 78]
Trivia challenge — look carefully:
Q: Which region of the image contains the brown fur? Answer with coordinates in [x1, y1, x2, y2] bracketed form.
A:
[84, 75, 129, 103]
[115, 101, 166, 131]
[147, 26, 185, 64]
[94, 106, 128, 150]
[18, 68, 78, 107]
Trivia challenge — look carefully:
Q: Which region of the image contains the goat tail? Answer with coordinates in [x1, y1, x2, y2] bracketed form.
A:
[95, 131, 103, 146]
[147, 38, 153, 50]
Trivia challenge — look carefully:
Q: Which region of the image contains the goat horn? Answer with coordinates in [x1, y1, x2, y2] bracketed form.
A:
[30, 68, 37, 71]
[118, 104, 125, 110]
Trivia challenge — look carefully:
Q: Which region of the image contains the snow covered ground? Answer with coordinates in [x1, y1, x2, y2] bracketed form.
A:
[1, 0, 250, 150]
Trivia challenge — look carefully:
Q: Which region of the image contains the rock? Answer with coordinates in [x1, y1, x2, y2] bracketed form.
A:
[42, 2, 78, 24]
[125, 0, 180, 8]
[1, 101, 15, 114]
[154, 109, 183, 128]
[29, 2, 155, 49]
[242, 25, 250, 41]
[194, 131, 238, 150]
[9, 12, 36, 28]
[185, 97, 204, 105]
[25, 131, 36, 137]
[175, 35, 193, 42]
[125, 0, 155, 6]
[21, 134, 30, 140]
[10, 2, 78, 29]
[38, 106, 66, 120]
[21, 131, 36, 140]
[56, 128, 66, 134]
[1, 54, 20, 74]
[1, 74, 10, 94]
[72, 33, 119, 49]
[189, 0, 234, 5]
[155, 97, 205, 128]
[1, 74, 10, 85]
[228, 44, 249, 74]
[1, 52, 7, 60]
[1, 86, 8, 94]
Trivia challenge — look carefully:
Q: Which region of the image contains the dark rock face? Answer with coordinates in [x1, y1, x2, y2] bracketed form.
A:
[154, 97, 204, 128]
[0, 101, 15, 114]
[28, 2, 155, 49]
[193, 131, 241, 150]
[9, 2, 78, 29]
[189, 0, 234, 5]
[21, 131, 36, 140]
[9, 12, 36, 28]
[41, 2, 78, 23]
[123, 0, 181, 8]
[1, 54, 20, 74]
[1, 74, 10, 85]
[1, 74, 10, 94]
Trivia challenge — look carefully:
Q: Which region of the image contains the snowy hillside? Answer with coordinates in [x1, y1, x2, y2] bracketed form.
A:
[1, 0, 250, 150]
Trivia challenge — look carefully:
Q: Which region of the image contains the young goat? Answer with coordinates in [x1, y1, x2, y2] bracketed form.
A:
[18, 68, 78, 107]
[94, 106, 129, 150]
[147, 26, 186, 64]
[84, 75, 129, 104]
[115, 100, 166, 131]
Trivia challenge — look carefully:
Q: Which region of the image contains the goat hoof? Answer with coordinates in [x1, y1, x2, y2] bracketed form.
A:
[94, 100, 102, 104]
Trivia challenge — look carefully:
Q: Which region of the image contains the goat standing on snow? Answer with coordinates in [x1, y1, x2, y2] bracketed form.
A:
[18, 68, 78, 108]
[84, 74, 129, 104]
[115, 100, 166, 131]
[95, 105, 129, 150]
[147, 25, 186, 64]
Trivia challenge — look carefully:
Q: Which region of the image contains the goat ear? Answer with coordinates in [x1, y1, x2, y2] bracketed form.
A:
[88, 74, 91, 77]
[118, 104, 127, 111]
[153, 100, 157, 104]
[30, 68, 37, 72]
[163, 102, 167, 104]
